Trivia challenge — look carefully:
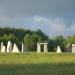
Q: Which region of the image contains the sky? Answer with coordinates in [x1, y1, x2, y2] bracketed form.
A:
[0, 0, 75, 37]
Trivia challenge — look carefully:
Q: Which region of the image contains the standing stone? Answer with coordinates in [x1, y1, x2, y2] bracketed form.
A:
[1, 42, 3, 49]
[1, 42, 6, 52]
[37, 43, 41, 52]
[44, 44, 48, 52]
[57, 46, 62, 53]
[22, 43, 24, 53]
[37, 43, 48, 52]
[12, 43, 20, 53]
[72, 44, 75, 53]
[6, 41, 12, 52]
[66, 44, 75, 53]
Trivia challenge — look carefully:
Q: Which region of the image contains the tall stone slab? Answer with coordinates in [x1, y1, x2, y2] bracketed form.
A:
[6, 41, 12, 52]
[1, 42, 6, 52]
[37, 43, 41, 52]
[57, 46, 62, 53]
[12, 43, 20, 53]
[66, 44, 75, 53]
[44, 44, 48, 52]
[22, 43, 25, 53]
[72, 44, 75, 53]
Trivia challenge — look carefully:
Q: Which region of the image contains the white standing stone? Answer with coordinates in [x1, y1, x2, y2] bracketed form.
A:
[37, 43, 41, 53]
[12, 43, 20, 53]
[1, 42, 6, 52]
[6, 41, 12, 52]
[1, 42, 3, 49]
[37, 43, 48, 53]
[44, 44, 48, 52]
[57, 46, 62, 53]
[1, 45, 6, 52]
[72, 44, 75, 53]
[22, 43, 24, 53]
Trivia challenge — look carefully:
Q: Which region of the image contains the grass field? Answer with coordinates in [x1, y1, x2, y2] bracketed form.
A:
[0, 53, 75, 75]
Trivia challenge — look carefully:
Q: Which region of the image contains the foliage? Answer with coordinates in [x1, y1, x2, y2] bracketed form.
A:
[24, 34, 34, 51]
[36, 29, 49, 41]
[48, 39, 55, 52]
[24, 34, 40, 51]
[0, 27, 48, 51]
[0, 34, 19, 46]
[0, 27, 75, 52]
[53, 36, 66, 52]
[66, 35, 75, 45]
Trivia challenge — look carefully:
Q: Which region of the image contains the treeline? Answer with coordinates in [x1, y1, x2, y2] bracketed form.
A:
[0, 27, 75, 52]
[0, 27, 49, 51]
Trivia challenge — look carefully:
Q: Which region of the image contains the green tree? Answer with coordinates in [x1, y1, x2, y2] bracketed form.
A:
[0, 34, 19, 46]
[53, 36, 66, 52]
[24, 34, 34, 51]
[24, 34, 40, 51]
[66, 35, 75, 45]
[48, 39, 55, 52]
[36, 29, 49, 41]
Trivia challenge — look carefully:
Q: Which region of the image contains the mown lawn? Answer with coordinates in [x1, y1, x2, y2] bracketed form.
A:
[0, 53, 75, 75]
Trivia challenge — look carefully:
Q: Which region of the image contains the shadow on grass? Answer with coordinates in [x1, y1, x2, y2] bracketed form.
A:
[0, 63, 75, 75]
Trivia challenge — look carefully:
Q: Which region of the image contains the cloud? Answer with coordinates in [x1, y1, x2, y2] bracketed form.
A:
[0, 14, 75, 37]
[33, 16, 65, 32]
[69, 22, 75, 31]
[33, 16, 48, 23]
[49, 18, 65, 32]
[33, 16, 75, 37]
[0, 0, 75, 37]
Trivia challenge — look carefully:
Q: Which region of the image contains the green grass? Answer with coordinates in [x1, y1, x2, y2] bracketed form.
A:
[0, 53, 75, 75]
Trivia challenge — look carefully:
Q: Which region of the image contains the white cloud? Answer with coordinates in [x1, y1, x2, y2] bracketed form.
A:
[33, 16, 65, 33]
[49, 18, 65, 32]
[69, 23, 75, 31]
[33, 16, 75, 37]
[33, 16, 49, 24]
[0, 14, 75, 37]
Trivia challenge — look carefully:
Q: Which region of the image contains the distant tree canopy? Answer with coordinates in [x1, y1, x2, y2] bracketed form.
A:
[53, 36, 66, 52]
[0, 27, 49, 51]
[66, 35, 75, 44]
[24, 34, 40, 51]
[0, 27, 75, 52]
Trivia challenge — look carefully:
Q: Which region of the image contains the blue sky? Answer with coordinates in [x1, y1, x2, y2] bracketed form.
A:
[0, 0, 75, 37]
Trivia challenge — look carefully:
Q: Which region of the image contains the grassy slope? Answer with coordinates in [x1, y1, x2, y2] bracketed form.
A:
[0, 53, 75, 75]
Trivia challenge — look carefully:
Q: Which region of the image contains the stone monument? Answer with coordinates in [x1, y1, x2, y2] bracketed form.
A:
[6, 41, 12, 52]
[37, 43, 48, 53]
[57, 46, 62, 53]
[22, 43, 25, 53]
[1, 42, 6, 52]
[71, 44, 75, 53]
[66, 44, 75, 53]
[12, 43, 20, 53]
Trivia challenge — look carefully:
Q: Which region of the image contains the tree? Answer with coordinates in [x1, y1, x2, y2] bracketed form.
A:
[53, 36, 66, 52]
[36, 29, 49, 41]
[48, 39, 55, 52]
[24, 34, 34, 51]
[24, 34, 40, 51]
[66, 35, 75, 45]
[0, 34, 19, 46]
